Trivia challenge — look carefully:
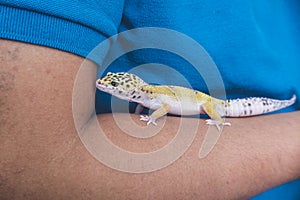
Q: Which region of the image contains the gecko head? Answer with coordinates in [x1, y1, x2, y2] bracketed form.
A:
[96, 72, 146, 101]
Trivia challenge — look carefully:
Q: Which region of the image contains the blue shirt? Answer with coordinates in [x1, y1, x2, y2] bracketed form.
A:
[1, 0, 299, 199]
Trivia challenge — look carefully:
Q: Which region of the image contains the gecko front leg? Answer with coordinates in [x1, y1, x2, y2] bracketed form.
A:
[140, 115, 158, 125]
[140, 103, 170, 125]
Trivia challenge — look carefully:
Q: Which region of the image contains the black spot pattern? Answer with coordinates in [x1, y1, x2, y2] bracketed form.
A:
[224, 95, 295, 117]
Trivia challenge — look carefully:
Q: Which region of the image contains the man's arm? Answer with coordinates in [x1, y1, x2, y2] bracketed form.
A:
[1, 40, 299, 200]
[91, 112, 300, 200]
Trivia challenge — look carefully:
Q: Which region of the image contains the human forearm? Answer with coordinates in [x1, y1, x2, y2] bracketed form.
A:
[89, 111, 300, 200]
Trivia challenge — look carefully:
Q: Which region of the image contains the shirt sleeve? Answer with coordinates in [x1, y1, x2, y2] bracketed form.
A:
[0, 0, 124, 60]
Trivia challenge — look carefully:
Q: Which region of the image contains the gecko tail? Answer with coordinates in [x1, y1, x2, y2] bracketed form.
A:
[223, 94, 296, 117]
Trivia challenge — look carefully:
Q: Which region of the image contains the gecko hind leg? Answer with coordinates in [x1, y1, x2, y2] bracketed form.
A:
[202, 101, 231, 131]
[205, 119, 231, 131]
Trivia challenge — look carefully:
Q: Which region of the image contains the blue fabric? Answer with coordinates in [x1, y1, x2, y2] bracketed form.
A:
[251, 179, 300, 200]
[1, 0, 299, 199]
[0, 1, 124, 57]
[118, 0, 300, 102]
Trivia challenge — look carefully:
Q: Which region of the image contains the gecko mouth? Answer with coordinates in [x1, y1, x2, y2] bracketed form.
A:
[95, 82, 106, 91]
[96, 82, 116, 95]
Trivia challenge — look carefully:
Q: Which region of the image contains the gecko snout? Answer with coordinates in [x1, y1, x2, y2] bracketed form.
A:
[97, 79, 102, 85]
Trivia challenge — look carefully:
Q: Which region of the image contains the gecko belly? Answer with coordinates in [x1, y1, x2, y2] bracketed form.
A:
[169, 102, 203, 115]
[143, 97, 203, 116]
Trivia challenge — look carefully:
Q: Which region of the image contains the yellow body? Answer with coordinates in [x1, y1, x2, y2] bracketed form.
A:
[96, 72, 229, 130]
[96, 72, 296, 130]
[140, 85, 225, 122]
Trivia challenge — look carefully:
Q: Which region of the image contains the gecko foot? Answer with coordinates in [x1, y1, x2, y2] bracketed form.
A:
[140, 115, 157, 126]
[205, 119, 231, 131]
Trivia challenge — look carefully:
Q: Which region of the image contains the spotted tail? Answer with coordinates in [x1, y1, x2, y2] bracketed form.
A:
[223, 94, 296, 117]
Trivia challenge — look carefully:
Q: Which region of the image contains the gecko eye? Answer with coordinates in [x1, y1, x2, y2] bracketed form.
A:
[111, 81, 119, 87]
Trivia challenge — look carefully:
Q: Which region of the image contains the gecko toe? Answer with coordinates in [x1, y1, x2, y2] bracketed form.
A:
[140, 115, 149, 121]
[222, 122, 231, 126]
[205, 119, 230, 131]
[205, 119, 215, 125]
[140, 115, 157, 126]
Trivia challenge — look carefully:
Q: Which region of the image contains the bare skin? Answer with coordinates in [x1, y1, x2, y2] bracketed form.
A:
[1, 39, 299, 200]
